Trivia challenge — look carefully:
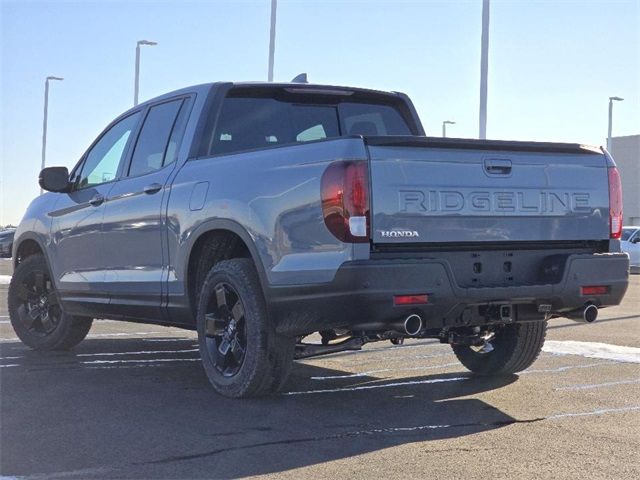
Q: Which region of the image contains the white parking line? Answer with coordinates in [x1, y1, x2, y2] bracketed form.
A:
[350, 406, 640, 435]
[86, 332, 173, 338]
[0, 348, 199, 361]
[311, 362, 460, 380]
[340, 352, 453, 368]
[0, 275, 11, 285]
[521, 362, 614, 375]
[284, 376, 467, 395]
[548, 405, 640, 419]
[543, 341, 640, 363]
[76, 348, 198, 357]
[555, 378, 640, 391]
[81, 358, 200, 365]
[87, 363, 198, 370]
[141, 338, 195, 342]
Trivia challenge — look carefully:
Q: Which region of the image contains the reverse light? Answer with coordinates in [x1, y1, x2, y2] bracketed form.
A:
[581, 286, 609, 296]
[608, 166, 623, 239]
[393, 294, 429, 306]
[321, 160, 370, 243]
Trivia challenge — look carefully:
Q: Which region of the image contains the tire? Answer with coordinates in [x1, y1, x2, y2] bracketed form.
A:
[196, 258, 294, 398]
[452, 320, 547, 375]
[8, 254, 93, 351]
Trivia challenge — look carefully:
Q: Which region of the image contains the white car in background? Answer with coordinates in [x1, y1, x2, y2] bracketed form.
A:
[621, 226, 640, 271]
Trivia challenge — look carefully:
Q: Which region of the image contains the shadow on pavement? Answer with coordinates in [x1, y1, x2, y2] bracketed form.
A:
[1, 337, 524, 479]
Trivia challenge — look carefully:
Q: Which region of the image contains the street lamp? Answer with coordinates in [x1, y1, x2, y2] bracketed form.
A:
[607, 96, 624, 150]
[41, 75, 64, 194]
[268, 0, 277, 81]
[442, 120, 456, 138]
[134, 40, 157, 106]
[478, 0, 490, 139]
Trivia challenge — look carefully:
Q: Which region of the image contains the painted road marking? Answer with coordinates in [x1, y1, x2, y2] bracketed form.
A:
[543, 340, 640, 363]
[311, 363, 460, 380]
[76, 348, 198, 357]
[555, 378, 640, 391]
[81, 358, 200, 365]
[284, 376, 468, 395]
[521, 362, 615, 375]
[547, 406, 640, 419]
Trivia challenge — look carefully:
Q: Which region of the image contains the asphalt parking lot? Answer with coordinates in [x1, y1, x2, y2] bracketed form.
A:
[1, 258, 638, 479]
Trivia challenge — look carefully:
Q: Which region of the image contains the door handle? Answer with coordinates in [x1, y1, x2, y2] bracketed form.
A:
[143, 183, 162, 195]
[89, 194, 104, 207]
[484, 159, 512, 176]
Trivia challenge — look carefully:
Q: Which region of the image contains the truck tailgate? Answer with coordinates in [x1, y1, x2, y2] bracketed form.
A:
[366, 137, 610, 244]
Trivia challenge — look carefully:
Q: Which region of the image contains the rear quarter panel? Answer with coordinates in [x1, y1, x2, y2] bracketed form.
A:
[166, 137, 369, 296]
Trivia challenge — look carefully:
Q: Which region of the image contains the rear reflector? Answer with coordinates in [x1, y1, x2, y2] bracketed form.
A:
[393, 294, 429, 306]
[581, 286, 609, 296]
[608, 166, 623, 239]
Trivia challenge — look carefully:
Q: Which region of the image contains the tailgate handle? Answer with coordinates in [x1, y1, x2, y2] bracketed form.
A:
[484, 159, 512, 175]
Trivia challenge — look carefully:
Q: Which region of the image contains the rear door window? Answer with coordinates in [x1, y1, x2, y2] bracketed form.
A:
[128, 99, 184, 177]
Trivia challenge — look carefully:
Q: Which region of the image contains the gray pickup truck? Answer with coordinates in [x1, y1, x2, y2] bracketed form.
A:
[9, 81, 629, 397]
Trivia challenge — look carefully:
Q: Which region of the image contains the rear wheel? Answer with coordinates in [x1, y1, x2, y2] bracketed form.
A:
[8, 254, 93, 350]
[452, 321, 547, 375]
[196, 259, 294, 398]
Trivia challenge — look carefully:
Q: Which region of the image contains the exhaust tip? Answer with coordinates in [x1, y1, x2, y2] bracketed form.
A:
[584, 304, 598, 323]
[404, 314, 423, 336]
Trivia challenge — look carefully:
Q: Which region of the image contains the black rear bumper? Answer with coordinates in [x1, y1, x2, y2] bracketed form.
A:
[268, 252, 629, 336]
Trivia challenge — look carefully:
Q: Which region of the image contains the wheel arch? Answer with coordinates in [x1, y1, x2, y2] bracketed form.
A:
[184, 219, 270, 316]
[13, 233, 48, 270]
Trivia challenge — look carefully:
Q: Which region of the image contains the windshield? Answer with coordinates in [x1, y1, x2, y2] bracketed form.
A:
[621, 228, 638, 241]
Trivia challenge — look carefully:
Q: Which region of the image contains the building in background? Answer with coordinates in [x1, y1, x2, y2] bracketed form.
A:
[610, 135, 640, 226]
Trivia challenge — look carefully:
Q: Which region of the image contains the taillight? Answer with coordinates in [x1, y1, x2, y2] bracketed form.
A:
[608, 166, 623, 239]
[321, 160, 370, 243]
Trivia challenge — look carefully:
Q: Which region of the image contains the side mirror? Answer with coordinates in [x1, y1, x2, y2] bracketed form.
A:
[633, 237, 640, 244]
[39, 166, 70, 193]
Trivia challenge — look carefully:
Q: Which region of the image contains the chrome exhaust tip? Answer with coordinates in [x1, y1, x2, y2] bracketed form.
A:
[566, 304, 598, 323]
[583, 304, 598, 323]
[403, 314, 423, 336]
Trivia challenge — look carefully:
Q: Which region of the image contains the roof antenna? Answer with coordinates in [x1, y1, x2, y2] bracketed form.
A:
[291, 73, 308, 84]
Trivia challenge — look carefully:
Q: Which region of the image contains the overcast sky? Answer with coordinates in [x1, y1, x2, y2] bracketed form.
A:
[1, 0, 639, 225]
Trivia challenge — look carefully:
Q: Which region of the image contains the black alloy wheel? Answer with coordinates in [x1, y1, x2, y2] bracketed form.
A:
[9, 254, 93, 350]
[196, 258, 295, 398]
[13, 270, 61, 336]
[203, 282, 248, 377]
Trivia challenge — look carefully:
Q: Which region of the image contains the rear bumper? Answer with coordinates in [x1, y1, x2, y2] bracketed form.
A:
[268, 252, 630, 336]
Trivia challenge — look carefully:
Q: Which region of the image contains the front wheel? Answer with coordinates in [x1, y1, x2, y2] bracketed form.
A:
[196, 258, 294, 398]
[452, 321, 547, 375]
[8, 254, 93, 351]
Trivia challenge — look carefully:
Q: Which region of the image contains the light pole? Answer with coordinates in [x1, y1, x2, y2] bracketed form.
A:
[134, 40, 157, 106]
[268, 0, 277, 81]
[442, 120, 456, 138]
[41, 76, 64, 194]
[479, 0, 490, 139]
[607, 96, 624, 150]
